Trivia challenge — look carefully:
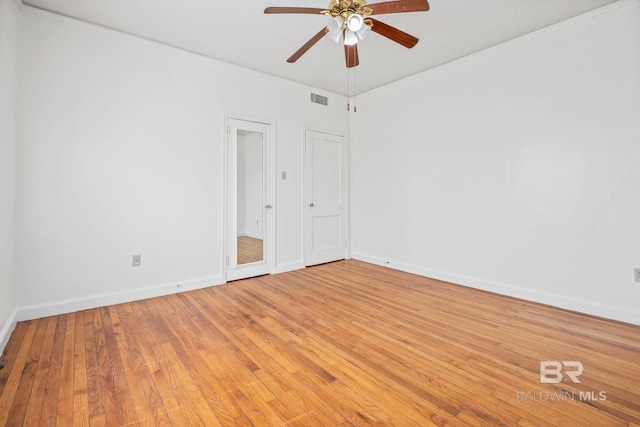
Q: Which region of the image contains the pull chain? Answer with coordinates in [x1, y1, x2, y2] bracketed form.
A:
[346, 65, 350, 111]
[353, 66, 357, 113]
[346, 66, 357, 112]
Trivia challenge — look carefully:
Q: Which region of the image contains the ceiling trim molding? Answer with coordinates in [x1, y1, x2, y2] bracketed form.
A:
[19, 0, 218, 64]
[17, 1, 349, 99]
[358, 0, 639, 96]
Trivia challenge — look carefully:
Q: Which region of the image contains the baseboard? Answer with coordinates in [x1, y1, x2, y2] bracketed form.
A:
[0, 309, 18, 355]
[274, 261, 305, 274]
[11, 261, 305, 323]
[15, 274, 226, 322]
[352, 252, 640, 326]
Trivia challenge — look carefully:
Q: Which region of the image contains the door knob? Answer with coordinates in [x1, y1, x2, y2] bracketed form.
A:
[309, 203, 314, 208]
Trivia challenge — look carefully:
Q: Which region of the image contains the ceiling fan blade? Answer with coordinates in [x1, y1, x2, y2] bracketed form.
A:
[367, 0, 429, 15]
[287, 28, 328, 63]
[369, 19, 419, 48]
[264, 7, 325, 14]
[344, 43, 359, 68]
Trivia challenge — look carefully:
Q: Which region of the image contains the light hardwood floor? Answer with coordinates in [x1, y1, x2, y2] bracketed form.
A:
[0, 260, 639, 426]
[237, 236, 263, 265]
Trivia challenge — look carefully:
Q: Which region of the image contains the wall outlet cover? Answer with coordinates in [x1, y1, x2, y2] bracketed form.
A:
[132, 255, 142, 267]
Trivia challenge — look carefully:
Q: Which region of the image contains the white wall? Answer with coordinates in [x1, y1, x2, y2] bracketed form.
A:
[0, 0, 18, 350]
[14, 6, 347, 320]
[350, 1, 640, 325]
[7, 0, 638, 338]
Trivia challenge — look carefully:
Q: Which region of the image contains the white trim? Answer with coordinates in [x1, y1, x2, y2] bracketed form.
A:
[18, 0, 638, 99]
[17, 1, 346, 98]
[225, 114, 276, 281]
[359, 0, 640, 96]
[15, 274, 224, 322]
[274, 261, 305, 274]
[243, 232, 263, 240]
[0, 309, 18, 355]
[303, 127, 350, 266]
[352, 252, 640, 326]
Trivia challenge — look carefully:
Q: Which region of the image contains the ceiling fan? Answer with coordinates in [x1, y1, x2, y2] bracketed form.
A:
[265, 0, 430, 68]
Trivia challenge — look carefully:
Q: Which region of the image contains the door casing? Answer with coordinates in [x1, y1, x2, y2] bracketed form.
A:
[304, 129, 349, 266]
[225, 115, 275, 281]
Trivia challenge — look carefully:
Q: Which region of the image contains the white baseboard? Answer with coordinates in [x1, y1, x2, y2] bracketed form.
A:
[0, 309, 18, 355]
[352, 252, 640, 326]
[274, 261, 305, 274]
[15, 274, 225, 323]
[8, 260, 304, 327]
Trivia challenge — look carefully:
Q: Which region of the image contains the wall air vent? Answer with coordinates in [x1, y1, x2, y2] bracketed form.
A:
[310, 93, 328, 106]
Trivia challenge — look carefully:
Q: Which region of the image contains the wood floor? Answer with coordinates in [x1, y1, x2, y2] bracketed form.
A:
[237, 236, 263, 265]
[1, 260, 639, 426]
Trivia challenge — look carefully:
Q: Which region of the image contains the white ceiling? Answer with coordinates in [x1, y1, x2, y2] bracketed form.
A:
[22, 0, 619, 95]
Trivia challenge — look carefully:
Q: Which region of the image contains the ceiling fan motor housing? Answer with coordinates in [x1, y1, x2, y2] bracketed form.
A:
[326, 0, 373, 20]
[324, 0, 373, 44]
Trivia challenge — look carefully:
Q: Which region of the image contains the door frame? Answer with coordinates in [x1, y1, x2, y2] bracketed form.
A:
[224, 113, 276, 281]
[303, 127, 350, 266]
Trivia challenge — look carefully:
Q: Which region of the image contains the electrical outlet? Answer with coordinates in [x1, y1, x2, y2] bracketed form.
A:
[132, 255, 141, 267]
[635, 268, 640, 283]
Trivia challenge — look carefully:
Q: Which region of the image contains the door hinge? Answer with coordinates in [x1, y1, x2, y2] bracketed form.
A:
[226, 256, 229, 265]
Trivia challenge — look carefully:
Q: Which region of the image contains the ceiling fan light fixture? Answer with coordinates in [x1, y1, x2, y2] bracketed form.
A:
[343, 30, 358, 46]
[346, 13, 364, 31]
[327, 16, 343, 42]
[356, 22, 370, 40]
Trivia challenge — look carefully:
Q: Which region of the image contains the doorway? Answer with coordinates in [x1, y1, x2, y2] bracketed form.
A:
[305, 129, 348, 266]
[226, 117, 274, 281]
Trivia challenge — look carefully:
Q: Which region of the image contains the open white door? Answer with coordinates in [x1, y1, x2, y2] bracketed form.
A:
[226, 118, 274, 281]
[305, 130, 348, 266]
